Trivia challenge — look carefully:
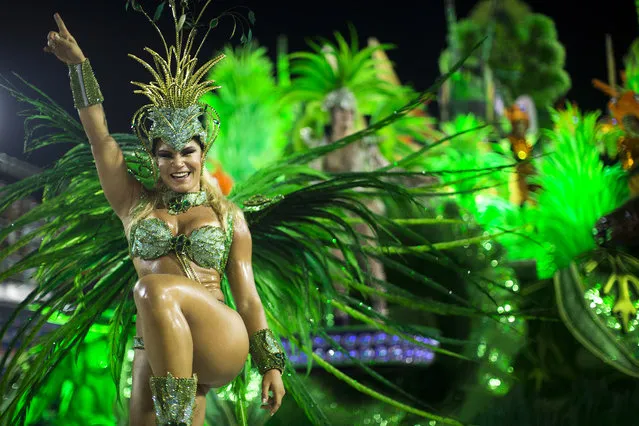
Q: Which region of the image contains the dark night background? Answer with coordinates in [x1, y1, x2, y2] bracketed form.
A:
[0, 0, 636, 166]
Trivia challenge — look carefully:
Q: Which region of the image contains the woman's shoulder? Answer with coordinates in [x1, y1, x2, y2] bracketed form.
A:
[226, 203, 245, 227]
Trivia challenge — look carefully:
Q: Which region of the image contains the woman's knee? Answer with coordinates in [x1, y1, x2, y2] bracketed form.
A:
[133, 274, 175, 310]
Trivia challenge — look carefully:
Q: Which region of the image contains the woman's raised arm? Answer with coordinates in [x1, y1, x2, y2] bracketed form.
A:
[45, 13, 140, 219]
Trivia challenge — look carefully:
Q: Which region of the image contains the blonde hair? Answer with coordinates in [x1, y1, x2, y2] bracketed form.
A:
[124, 171, 234, 238]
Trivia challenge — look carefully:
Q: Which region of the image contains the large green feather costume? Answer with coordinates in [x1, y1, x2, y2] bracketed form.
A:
[0, 58, 499, 426]
[0, 82, 482, 425]
[0, 3, 499, 425]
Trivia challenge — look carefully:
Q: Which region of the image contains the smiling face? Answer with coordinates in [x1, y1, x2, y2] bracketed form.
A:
[155, 139, 203, 193]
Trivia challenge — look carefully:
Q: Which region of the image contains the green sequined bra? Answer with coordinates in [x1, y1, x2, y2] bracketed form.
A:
[129, 215, 234, 281]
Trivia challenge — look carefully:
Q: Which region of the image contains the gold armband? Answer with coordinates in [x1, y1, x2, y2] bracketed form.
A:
[68, 59, 104, 109]
[249, 329, 286, 374]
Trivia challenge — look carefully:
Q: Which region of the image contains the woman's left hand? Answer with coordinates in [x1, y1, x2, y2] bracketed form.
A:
[261, 369, 285, 416]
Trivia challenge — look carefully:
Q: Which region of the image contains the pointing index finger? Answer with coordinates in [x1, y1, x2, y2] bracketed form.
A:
[54, 13, 70, 37]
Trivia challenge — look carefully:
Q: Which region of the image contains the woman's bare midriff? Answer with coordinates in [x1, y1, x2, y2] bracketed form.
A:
[125, 205, 227, 301]
[133, 256, 226, 303]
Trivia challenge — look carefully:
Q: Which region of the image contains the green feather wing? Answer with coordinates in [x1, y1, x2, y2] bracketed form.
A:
[0, 43, 484, 425]
[0, 77, 139, 425]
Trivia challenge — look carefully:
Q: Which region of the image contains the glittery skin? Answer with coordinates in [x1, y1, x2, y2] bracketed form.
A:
[68, 59, 104, 109]
[149, 372, 197, 426]
[161, 191, 209, 215]
[148, 105, 208, 152]
[129, 216, 233, 273]
[249, 329, 286, 374]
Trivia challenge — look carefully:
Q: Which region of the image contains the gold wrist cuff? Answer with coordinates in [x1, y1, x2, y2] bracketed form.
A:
[68, 58, 104, 109]
[249, 329, 286, 375]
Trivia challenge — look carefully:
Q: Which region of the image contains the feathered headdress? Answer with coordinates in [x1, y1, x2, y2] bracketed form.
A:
[287, 25, 394, 114]
[126, 0, 250, 184]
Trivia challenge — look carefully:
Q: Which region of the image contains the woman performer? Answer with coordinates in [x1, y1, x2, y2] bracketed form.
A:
[43, 10, 285, 426]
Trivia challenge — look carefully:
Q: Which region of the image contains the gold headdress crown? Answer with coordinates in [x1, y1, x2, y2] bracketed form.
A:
[128, 0, 229, 159]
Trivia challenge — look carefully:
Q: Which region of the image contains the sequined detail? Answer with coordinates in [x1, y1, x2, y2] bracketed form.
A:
[68, 59, 104, 109]
[127, 148, 159, 190]
[130, 216, 233, 274]
[242, 194, 284, 213]
[162, 190, 208, 215]
[148, 105, 208, 152]
[242, 195, 284, 225]
[133, 336, 145, 350]
[149, 372, 197, 426]
[221, 214, 234, 271]
[249, 329, 286, 375]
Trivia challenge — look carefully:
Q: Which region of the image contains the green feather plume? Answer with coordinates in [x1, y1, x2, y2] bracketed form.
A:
[285, 25, 394, 109]
[533, 104, 629, 277]
[201, 43, 293, 184]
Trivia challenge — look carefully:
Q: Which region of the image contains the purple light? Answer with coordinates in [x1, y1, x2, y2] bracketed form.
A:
[313, 336, 327, 348]
[281, 330, 438, 368]
[361, 348, 375, 361]
[373, 332, 388, 345]
[375, 347, 389, 362]
[426, 337, 440, 347]
[389, 346, 403, 361]
[357, 333, 372, 346]
[343, 334, 357, 349]
[288, 353, 301, 363]
[329, 349, 345, 363]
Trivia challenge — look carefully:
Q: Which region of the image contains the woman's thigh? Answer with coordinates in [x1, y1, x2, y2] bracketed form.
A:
[135, 273, 250, 386]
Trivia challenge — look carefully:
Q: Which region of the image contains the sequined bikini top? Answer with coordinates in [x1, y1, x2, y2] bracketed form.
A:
[129, 215, 234, 276]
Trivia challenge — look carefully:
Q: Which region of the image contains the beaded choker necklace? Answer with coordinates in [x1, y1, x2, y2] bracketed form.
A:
[162, 190, 208, 215]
